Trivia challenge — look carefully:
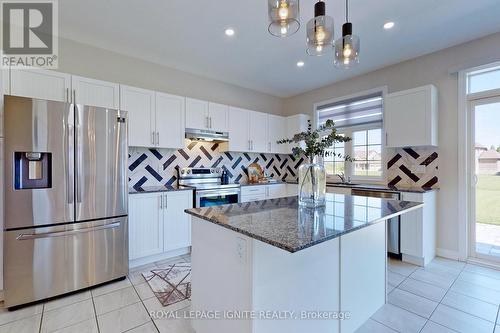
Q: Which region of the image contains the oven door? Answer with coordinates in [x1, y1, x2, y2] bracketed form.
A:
[196, 189, 240, 207]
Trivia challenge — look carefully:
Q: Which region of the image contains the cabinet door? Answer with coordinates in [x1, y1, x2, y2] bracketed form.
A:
[385, 86, 436, 147]
[185, 98, 209, 130]
[71, 75, 119, 108]
[267, 184, 287, 199]
[129, 193, 164, 260]
[286, 183, 298, 196]
[208, 102, 228, 132]
[400, 192, 423, 257]
[164, 191, 193, 252]
[10, 68, 71, 102]
[226, 107, 250, 152]
[120, 85, 155, 147]
[249, 110, 268, 153]
[268, 114, 287, 154]
[155, 92, 185, 149]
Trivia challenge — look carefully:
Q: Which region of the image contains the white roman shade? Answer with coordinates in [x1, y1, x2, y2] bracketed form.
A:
[317, 93, 383, 129]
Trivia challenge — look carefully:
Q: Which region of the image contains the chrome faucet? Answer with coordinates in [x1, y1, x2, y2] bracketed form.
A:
[336, 172, 346, 183]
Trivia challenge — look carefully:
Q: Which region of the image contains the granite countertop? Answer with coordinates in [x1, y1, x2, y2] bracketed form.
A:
[326, 182, 438, 193]
[185, 194, 423, 253]
[129, 185, 194, 194]
[238, 179, 298, 187]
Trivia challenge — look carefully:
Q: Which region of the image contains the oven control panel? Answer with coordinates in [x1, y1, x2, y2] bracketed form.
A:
[178, 167, 222, 178]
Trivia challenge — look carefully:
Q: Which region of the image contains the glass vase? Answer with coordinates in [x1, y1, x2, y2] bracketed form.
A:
[298, 156, 326, 207]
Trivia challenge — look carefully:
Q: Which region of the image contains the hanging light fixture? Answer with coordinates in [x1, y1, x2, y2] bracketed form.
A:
[306, 1, 334, 56]
[334, 0, 360, 68]
[267, 0, 300, 37]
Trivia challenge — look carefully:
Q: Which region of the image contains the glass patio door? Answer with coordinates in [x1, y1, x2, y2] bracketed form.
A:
[470, 96, 500, 261]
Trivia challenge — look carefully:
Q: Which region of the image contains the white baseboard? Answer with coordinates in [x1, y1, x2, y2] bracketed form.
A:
[129, 247, 190, 269]
[436, 248, 464, 261]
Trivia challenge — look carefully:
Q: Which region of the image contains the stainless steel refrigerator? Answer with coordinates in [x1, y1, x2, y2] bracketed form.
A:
[3, 95, 128, 308]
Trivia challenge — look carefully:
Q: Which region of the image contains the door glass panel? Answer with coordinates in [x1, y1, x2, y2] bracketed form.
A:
[474, 101, 500, 258]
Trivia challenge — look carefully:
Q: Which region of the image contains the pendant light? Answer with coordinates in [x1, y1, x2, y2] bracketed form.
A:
[334, 0, 360, 68]
[268, 0, 300, 37]
[306, 1, 334, 56]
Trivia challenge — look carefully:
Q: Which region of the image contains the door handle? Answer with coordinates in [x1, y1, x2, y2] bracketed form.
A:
[16, 222, 121, 240]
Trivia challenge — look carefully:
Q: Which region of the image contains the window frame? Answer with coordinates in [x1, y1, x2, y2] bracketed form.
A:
[314, 87, 388, 184]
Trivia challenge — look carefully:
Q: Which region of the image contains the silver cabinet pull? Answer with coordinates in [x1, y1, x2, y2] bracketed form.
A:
[248, 140, 251, 151]
[151, 131, 155, 145]
[251, 140, 254, 151]
[16, 222, 121, 240]
[163, 195, 167, 210]
[73, 90, 76, 104]
[385, 132, 388, 145]
[156, 132, 159, 146]
[159, 195, 162, 209]
[209, 117, 212, 129]
[66, 88, 69, 103]
[206, 116, 210, 129]
[268, 142, 271, 152]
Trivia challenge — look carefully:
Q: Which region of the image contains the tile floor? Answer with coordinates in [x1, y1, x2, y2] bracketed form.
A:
[2, 255, 500, 333]
[0, 254, 192, 333]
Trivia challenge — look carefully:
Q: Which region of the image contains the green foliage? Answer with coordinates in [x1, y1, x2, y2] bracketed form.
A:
[277, 119, 353, 162]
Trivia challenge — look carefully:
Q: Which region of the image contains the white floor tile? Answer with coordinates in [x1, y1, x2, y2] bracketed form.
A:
[355, 318, 397, 332]
[410, 268, 456, 289]
[388, 259, 418, 277]
[421, 320, 458, 333]
[430, 257, 466, 271]
[0, 314, 41, 333]
[44, 290, 91, 312]
[93, 286, 141, 315]
[398, 277, 447, 302]
[97, 302, 151, 333]
[463, 263, 500, 280]
[143, 296, 191, 314]
[51, 318, 98, 333]
[0, 304, 43, 326]
[41, 299, 95, 333]
[388, 288, 438, 318]
[430, 304, 494, 333]
[128, 264, 156, 286]
[459, 270, 500, 292]
[387, 271, 406, 287]
[371, 303, 427, 333]
[154, 257, 186, 268]
[91, 277, 132, 297]
[441, 290, 498, 322]
[134, 282, 155, 300]
[451, 279, 500, 305]
[152, 306, 194, 333]
[125, 321, 159, 333]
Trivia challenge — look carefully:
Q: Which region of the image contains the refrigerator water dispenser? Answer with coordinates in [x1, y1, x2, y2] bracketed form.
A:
[14, 152, 52, 189]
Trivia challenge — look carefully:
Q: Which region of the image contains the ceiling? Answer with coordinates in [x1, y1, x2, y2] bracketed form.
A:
[59, 0, 500, 97]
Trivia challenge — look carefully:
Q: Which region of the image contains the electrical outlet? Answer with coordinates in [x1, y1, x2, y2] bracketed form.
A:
[236, 237, 247, 264]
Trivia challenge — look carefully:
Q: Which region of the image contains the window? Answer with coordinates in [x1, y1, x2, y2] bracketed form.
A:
[468, 66, 500, 94]
[317, 92, 384, 180]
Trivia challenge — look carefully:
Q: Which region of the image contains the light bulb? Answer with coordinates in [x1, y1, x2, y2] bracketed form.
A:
[343, 44, 352, 58]
[278, 2, 289, 20]
[343, 58, 350, 65]
[315, 26, 326, 42]
[280, 26, 288, 35]
[316, 45, 323, 52]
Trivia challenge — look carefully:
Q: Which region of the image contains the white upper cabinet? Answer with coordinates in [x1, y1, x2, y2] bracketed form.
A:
[286, 114, 310, 152]
[268, 114, 287, 154]
[385, 85, 438, 147]
[249, 110, 268, 153]
[185, 98, 229, 132]
[185, 98, 209, 130]
[208, 102, 229, 132]
[71, 75, 119, 109]
[155, 92, 185, 149]
[120, 85, 155, 147]
[10, 68, 71, 102]
[224, 106, 250, 152]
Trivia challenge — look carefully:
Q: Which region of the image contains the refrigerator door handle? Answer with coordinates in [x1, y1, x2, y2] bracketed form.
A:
[66, 112, 74, 204]
[15, 222, 122, 240]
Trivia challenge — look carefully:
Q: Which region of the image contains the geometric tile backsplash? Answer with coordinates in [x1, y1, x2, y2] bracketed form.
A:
[128, 140, 301, 190]
[386, 147, 439, 189]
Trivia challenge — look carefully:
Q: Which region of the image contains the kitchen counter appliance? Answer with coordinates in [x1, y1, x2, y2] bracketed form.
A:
[178, 167, 240, 207]
[3, 96, 128, 308]
[351, 188, 401, 258]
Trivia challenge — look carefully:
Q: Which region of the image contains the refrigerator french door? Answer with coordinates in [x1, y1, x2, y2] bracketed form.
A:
[3, 96, 128, 307]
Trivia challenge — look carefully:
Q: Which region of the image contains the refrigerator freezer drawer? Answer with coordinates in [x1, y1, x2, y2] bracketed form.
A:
[3, 217, 128, 308]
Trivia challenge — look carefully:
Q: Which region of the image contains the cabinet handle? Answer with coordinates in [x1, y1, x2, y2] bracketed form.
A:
[248, 140, 251, 150]
[209, 117, 212, 129]
[251, 140, 254, 150]
[159, 195, 162, 209]
[73, 90, 76, 104]
[66, 88, 69, 103]
[385, 132, 388, 145]
[206, 116, 210, 129]
[156, 132, 159, 146]
[151, 131, 155, 145]
[163, 195, 167, 209]
[268, 142, 271, 152]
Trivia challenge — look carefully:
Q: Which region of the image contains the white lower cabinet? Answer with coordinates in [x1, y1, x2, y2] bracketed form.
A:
[400, 191, 437, 266]
[129, 191, 193, 265]
[241, 184, 289, 202]
[286, 183, 298, 196]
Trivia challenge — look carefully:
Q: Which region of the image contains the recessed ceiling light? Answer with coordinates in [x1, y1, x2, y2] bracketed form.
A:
[296, 61, 305, 67]
[383, 21, 395, 30]
[225, 28, 235, 36]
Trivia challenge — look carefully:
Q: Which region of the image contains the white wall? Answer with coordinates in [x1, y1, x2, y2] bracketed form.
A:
[283, 32, 500, 257]
[58, 38, 284, 116]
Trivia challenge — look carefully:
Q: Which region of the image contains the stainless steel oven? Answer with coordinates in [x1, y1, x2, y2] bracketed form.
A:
[178, 167, 241, 208]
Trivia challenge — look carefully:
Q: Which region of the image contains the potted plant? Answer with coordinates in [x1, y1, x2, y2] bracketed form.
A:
[278, 119, 352, 207]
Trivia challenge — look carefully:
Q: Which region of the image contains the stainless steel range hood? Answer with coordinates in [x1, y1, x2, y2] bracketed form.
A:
[185, 128, 229, 142]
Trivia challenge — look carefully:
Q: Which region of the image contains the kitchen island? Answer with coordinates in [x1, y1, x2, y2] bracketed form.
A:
[185, 194, 423, 333]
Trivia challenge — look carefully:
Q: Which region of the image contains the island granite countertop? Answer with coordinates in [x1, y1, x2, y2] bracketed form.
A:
[185, 193, 423, 253]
